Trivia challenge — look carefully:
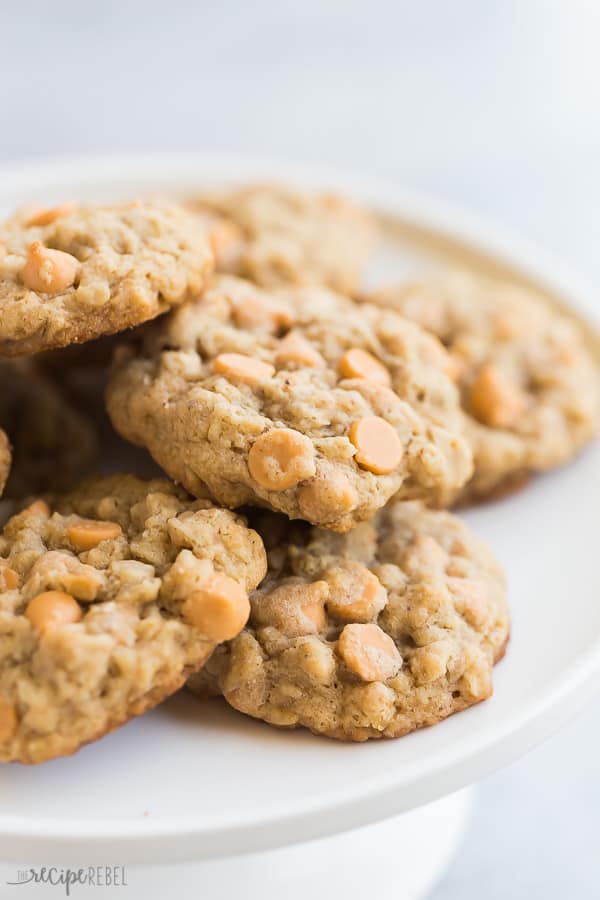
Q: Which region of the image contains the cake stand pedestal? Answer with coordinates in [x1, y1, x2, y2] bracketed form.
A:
[0, 789, 473, 900]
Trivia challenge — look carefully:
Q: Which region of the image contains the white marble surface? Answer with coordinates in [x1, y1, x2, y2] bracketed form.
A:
[1, 1, 599, 896]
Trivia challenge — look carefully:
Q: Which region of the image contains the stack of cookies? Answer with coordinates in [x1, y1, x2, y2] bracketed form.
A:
[0, 186, 598, 764]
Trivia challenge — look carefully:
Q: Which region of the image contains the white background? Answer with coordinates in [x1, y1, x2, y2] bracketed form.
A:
[1, 1, 599, 896]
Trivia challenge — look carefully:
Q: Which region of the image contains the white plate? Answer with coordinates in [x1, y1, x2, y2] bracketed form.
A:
[0, 154, 599, 865]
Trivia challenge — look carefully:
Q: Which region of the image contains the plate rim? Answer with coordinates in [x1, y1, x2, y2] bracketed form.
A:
[0, 151, 599, 861]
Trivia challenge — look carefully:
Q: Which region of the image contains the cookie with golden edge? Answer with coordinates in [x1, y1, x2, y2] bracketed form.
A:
[0, 475, 266, 763]
[0, 201, 214, 356]
[189, 183, 377, 293]
[188, 499, 509, 741]
[106, 276, 473, 533]
[364, 270, 600, 502]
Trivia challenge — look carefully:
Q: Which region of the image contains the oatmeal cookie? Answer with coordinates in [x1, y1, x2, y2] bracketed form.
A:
[0, 474, 266, 763]
[364, 271, 600, 501]
[0, 201, 214, 356]
[106, 276, 473, 531]
[188, 499, 509, 741]
[0, 360, 97, 500]
[190, 184, 376, 293]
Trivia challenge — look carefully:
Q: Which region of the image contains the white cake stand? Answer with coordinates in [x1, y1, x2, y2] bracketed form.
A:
[1, 156, 599, 900]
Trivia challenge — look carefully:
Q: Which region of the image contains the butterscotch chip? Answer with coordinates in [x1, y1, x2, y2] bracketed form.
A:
[339, 348, 391, 386]
[301, 597, 327, 631]
[338, 623, 401, 681]
[364, 270, 600, 502]
[0, 564, 19, 590]
[66, 519, 123, 551]
[251, 580, 328, 638]
[183, 572, 250, 642]
[214, 353, 275, 385]
[192, 209, 245, 273]
[21, 242, 79, 294]
[24, 552, 105, 602]
[349, 416, 404, 474]
[297, 468, 358, 522]
[0, 202, 214, 356]
[324, 562, 386, 622]
[107, 276, 472, 532]
[248, 429, 316, 490]
[189, 183, 377, 293]
[275, 331, 326, 369]
[469, 365, 527, 429]
[207, 217, 245, 268]
[292, 636, 336, 683]
[187, 499, 509, 742]
[448, 577, 488, 627]
[25, 591, 82, 633]
[0, 428, 10, 499]
[226, 281, 294, 332]
[23, 203, 77, 228]
[0, 474, 266, 763]
[19, 499, 50, 519]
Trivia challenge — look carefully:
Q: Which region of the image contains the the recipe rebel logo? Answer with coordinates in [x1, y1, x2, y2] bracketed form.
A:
[6, 866, 128, 895]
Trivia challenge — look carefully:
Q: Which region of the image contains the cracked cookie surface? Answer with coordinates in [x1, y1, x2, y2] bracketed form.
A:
[0, 474, 266, 763]
[365, 271, 600, 501]
[107, 276, 473, 532]
[187, 499, 509, 741]
[0, 201, 214, 356]
[190, 184, 376, 293]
